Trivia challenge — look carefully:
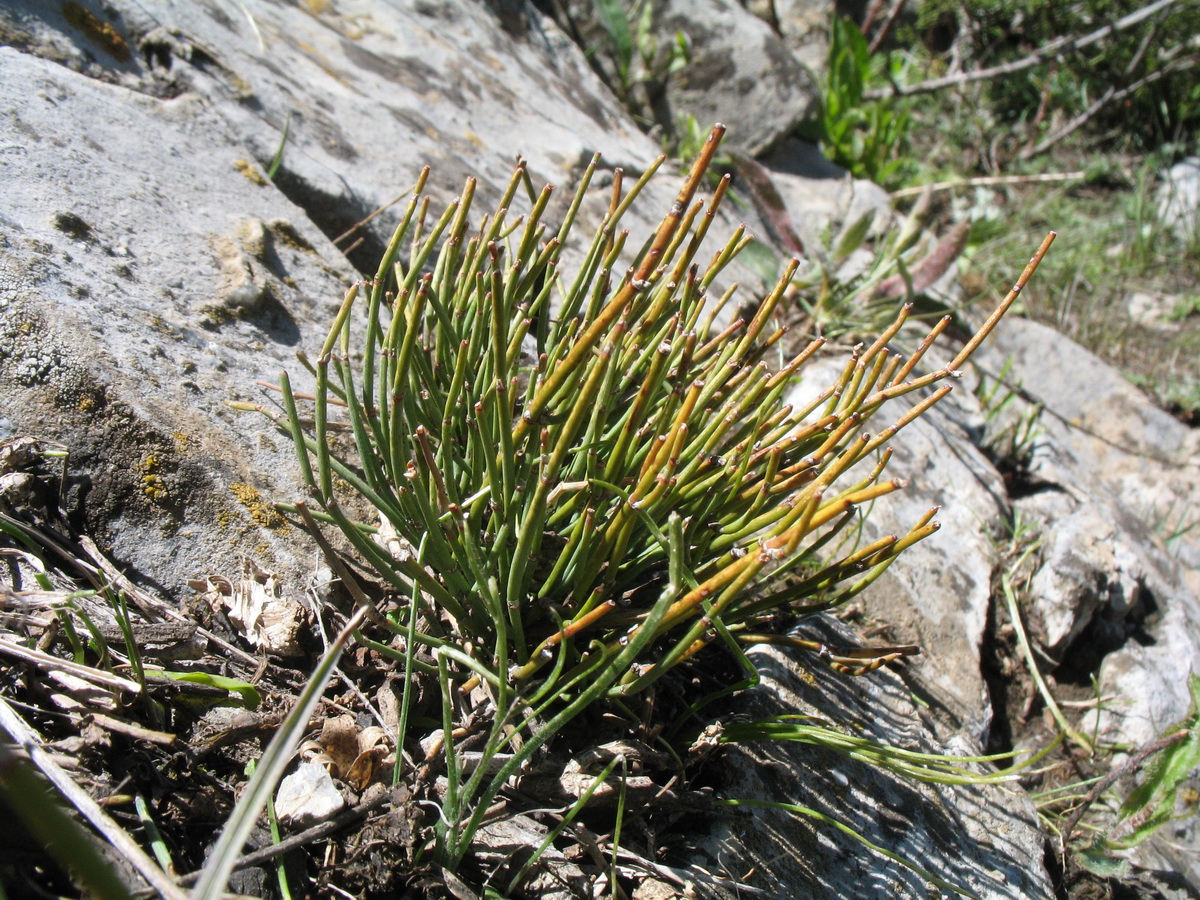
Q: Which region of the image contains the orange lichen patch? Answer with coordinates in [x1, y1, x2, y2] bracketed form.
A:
[234, 158, 268, 186]
[230, 482, 288, 532]
[62, 1, 131, 62]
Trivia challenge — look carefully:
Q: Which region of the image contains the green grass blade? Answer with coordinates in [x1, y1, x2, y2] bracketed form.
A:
[191, 606, 369, 900]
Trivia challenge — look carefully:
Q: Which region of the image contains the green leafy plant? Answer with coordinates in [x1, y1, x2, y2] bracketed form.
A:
[243, 125, 1053, 881]
[1167, 294, 1200, 322]
[592, 0, 690, 125]
[801, 16, 914, 188]
[721, 713, 1049, 785]
[1058, 675, 1200, 878]
[973, 356, 1045, 473]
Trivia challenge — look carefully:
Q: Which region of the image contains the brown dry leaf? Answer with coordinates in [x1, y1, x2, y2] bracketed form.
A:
[303, 715, 391, 790]
[345, 744, 386, 791]
[192, 560, 308, 656]
[376, 680, 400, 734]
[347, 725, 389, 790]
[320, 714, 362, 775]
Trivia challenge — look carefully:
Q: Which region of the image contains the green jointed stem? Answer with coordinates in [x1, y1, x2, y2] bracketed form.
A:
[248, 124, 1055, 875]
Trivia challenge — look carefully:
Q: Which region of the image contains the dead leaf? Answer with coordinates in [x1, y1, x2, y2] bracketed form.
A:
[320, 714, 362, 774]
[301, 714, 391, 790]
[193, 560, 308, 656]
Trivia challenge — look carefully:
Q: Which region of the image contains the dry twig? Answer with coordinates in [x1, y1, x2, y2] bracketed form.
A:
[0, 635, 141, 693]
[890, 171, 1086, 200]
[863, 0, 1184, 100]
[0, 694, 188, 900]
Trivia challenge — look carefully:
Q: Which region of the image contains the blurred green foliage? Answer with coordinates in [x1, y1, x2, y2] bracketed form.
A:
[914, 0, 1200, 155]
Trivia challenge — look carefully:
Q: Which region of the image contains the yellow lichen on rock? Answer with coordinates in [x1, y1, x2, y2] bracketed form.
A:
[233, 158, 268, 186]
[140, 453, 169, 502]
[230, 482, 288, 532]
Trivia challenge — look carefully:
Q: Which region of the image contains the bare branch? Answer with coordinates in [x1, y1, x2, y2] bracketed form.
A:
[867, 0, 906, 56]
[1019, 54, 1200, 160]
[864, 0, 1186, 100]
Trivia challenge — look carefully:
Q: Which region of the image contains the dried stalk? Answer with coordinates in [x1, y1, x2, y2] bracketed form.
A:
[0, 695, 188, 900]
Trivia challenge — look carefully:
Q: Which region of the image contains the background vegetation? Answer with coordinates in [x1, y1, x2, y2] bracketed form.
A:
[819, 0, 1200, 422]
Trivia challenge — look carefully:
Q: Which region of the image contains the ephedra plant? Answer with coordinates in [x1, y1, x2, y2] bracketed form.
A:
[239, 125, 1052, 881]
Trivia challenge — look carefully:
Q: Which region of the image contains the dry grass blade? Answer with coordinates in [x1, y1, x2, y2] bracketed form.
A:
[0, 694, 188, 900]
[0, 635, 142, 693]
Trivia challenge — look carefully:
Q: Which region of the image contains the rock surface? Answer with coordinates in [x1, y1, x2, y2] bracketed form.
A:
[653, 0, 816, 155]
[0, 44, 350, 599]
[745, 0, 838, 73]
[699, 619, 1053, 900]
[0, 0, 689, 601]
[1158, 156, 1200, 241]
[540, 0, 817, 156]
[275, 761, 347, 827]
[972, 316, 1200, 884]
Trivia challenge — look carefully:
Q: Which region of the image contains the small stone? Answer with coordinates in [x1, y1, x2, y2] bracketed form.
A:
[275, 761, 346, 828]
[1126, 290, 1175, 329]
[1157, 156, 1200, 240]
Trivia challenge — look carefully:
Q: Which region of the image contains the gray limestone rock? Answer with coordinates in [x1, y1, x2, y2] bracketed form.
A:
[655, 0, 817, 155]
[0, 45, 350, 600]
[545, 0, 817, 156]
[971, 314, 1200, 887]
[1018, 495, 1153, 658]
[275, 761, 347, 827]
[1158, 156, 1200, 242]
[757, 137, 896, 244]
[0, 0, 730, 602]
[747, 0, 840, 74]
[696, 619, 1053, 899]
[0, 0, 661, 273]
